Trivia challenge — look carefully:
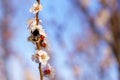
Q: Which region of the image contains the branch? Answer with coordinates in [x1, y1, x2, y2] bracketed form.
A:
[35, 0, 43, 80]
[39, 63, 43, 80]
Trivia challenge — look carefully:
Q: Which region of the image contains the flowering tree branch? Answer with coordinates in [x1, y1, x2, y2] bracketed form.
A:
[35, 0, 43, 80]
[27, 0, 54, 80]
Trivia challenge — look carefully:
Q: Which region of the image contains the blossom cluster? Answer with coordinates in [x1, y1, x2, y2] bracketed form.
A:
[27, 1, 54, 79]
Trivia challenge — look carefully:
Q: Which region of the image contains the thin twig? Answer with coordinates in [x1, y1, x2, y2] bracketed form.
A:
[36, 0, 40, 25]
[35, 0, 43, 80]
[39, 63, 43, 80]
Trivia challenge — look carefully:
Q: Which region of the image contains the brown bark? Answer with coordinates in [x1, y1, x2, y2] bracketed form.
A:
[110, 11, 120, 73]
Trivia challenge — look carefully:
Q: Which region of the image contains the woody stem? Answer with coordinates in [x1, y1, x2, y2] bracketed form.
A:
[39, 63, 43, 80]
[36, 0, 40, 25]
[35, 0, 43, 80]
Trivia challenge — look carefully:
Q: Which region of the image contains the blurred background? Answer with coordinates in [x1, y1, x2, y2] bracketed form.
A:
[0, 0, 120, 80]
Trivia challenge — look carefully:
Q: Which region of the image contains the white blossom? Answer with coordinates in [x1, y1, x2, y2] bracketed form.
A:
[27, 18, 42, 27]
[27, 19, 46, 37]
[38, 25, 46, 37]
[27, 18, 37, 32]
[43, 64, 55, 78]
[29, 2, 43, 14]
[32, 50, 50, 65]
[32, 54, 40, 63]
